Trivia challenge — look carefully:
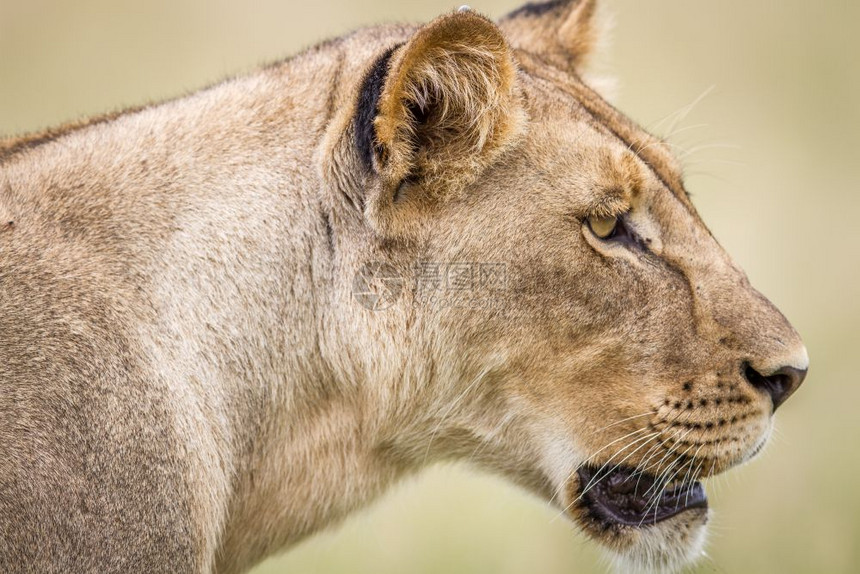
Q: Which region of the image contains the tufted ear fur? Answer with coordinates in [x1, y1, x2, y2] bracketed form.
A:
[352, 10, 524, 235]
[499, 0, 599, 73]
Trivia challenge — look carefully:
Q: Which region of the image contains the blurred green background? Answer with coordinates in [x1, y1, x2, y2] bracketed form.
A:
[2, 1, 857, 572]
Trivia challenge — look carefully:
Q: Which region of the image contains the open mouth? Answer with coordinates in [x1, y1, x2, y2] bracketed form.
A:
[577, 464, 707, 527]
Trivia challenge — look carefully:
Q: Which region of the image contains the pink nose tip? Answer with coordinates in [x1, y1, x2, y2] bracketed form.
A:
[743, 364, 807, 411]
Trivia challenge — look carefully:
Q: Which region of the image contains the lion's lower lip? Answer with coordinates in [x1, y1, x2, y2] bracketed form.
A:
[576, 465, 707, 527]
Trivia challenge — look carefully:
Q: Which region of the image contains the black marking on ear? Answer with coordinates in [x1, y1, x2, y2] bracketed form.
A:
[355, 45, 399, 173]
[505, 0, 567, 19]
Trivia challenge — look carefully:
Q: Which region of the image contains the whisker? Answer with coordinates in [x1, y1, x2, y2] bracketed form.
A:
[549, 409, 665, 518]
[421, 364, 492, 465]
[582, 410, 658, 439]
[644, 85, 715, 136]
[628, 413, 694, 498]
[578, 433, 661, 500]
[639, 438, 701, 527]
[679, 444, 706, 507]
[638, 459, 682, 528]
[550, 430, 658, 523]
[552, 426, 652, 508]
[664, 85, 716, 138]
[686, 458, 706, 507]
[637, 406, 699, 479]
[575, 432, 656, 499]
[641, 427, 697, 499]
[683, 158, 747, 167]
[662, 122, 709, 141]
[678, 142, 743, 157]
[573, 426, 651, 473]
[463, 411, 515, 468]
[632, 440, 665, 488]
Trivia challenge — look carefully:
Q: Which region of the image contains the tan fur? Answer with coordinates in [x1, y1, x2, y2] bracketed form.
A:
[500, 0, 599, 71]
[0, 3, 807, 573]
[367, 12, 526, 235]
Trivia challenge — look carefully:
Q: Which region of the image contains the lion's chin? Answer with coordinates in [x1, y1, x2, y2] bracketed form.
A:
[564, 465, 710, 573]
[597, 511, 709, 574]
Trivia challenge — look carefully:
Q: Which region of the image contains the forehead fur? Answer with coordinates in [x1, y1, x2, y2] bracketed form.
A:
[514, 52, 691, 211]
[512, 75, 660, 217]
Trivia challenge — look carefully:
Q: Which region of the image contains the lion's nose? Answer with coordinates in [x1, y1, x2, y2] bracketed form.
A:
[743, 363, 807, 412]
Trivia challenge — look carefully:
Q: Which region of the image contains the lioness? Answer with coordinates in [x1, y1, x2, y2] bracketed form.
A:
[0, 1, 808, 573]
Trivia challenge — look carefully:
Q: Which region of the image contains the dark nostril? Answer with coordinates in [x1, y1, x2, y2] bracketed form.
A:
[743, 363, 808, 411]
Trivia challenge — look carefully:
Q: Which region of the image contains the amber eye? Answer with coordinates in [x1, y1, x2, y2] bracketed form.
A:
[587, 215, 618, 239]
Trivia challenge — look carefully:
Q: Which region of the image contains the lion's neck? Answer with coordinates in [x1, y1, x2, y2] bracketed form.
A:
[1, 25, 502, 574]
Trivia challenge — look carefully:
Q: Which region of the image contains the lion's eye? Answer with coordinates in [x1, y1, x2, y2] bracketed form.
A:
[588, 215, 618, 239]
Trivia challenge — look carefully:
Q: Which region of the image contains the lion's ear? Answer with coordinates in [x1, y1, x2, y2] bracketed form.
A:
[499, 0, 599, 73]
[353, 10, 523, 233]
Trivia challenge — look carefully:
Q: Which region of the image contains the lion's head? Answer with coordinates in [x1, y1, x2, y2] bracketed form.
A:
[322, 2, 808, 571]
